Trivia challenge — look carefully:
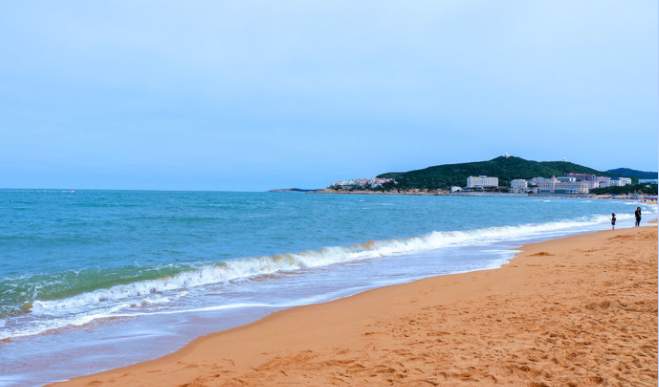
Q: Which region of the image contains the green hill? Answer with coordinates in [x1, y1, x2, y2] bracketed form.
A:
[377, 156, 612, 190]
[605, 168, 658, 179]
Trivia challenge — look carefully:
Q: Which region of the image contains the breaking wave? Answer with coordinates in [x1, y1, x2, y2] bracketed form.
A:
[0, 211, 649, 341]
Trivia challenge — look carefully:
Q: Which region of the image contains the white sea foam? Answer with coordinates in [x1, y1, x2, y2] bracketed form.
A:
[23, 215, 646, 315]
[39, 220, 601, 310]
[3, 209, 655, 341]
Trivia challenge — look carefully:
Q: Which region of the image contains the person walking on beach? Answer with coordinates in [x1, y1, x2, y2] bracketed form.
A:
[611, 213, 616, 230]
[634, 207, 642, 226]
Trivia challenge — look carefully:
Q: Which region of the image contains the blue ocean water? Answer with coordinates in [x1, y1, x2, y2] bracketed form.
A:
[0, 189, 656, 386]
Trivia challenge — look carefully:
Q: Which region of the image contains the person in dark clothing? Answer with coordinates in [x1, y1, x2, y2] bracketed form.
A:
[611, 213, 616, 230]
[634, 207, 642, 227]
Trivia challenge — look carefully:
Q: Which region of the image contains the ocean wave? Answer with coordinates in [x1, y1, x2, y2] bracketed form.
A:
[12, 213, 645, 313]
[0, 209, 653, 341]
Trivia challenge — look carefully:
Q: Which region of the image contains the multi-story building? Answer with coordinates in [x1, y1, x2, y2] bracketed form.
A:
[639, 178, 659, 185]
[528, 177, 550, 186]
[600, 177, 632, 187]
[514, 173, 635, 195]
[568, 173, 597, 181]
[537, 176, 589, 195]
[467, 176, 499, 188]
[585, 181, 601, 190]
[510, 179, 528, 193]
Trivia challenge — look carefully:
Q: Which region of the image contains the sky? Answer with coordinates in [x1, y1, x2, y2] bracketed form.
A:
[0, 1, 657, 191]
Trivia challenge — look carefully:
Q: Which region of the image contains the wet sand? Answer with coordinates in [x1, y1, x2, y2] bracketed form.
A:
[53, 226, 658, 387]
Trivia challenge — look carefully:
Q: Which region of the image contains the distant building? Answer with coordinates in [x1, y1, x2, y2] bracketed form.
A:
[450, 186, 462, 193]
[537, 176, 589, 195]
[601, 177, 632, 188]
[510, 179, 528, 193]
[585, 181, 601, 190]
[369, 178, 395, 188]
[639, 178, 659, 185]
[528, 177, 551, 186]
[467, 175, 499, 188]
[330, 177, 396, 190]
[568, 173, 596, 181]
[614, 177, 632, 186]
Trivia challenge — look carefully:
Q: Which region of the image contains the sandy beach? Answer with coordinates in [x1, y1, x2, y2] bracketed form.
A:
[52, 225, 658, 387]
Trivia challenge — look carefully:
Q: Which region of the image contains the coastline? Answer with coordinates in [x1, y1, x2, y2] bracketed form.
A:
[51, 225, 658, 387]
[311, 189, 658, 201]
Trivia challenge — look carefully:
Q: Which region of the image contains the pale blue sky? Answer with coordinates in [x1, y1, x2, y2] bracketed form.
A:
[1, 1, 657, 191]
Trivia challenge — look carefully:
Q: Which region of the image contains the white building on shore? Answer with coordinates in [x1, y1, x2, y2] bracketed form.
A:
[602, 177, 632, 187]
[537, 176, 589, 195]
[510, 179, 528, 193]
[511, 173, 636, 195]
[528, 177, 551, 186]
[467, 175, 499, 188]
[330, 177, 396, 190]
[584, 181, 601, 190]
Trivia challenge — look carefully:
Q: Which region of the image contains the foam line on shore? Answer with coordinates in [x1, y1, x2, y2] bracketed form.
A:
[49, 225, 659, 387]
[1, 211, 652, 341]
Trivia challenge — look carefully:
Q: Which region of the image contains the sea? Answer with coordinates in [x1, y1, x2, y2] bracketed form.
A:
[0, 189, 656, 387]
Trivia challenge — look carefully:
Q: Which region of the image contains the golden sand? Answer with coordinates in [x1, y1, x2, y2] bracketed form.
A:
[53, 226, 658, 387]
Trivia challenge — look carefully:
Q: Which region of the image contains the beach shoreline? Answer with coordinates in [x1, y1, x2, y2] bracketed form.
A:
[50, 225, 658, 387]
[311, 189, 658, 202]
